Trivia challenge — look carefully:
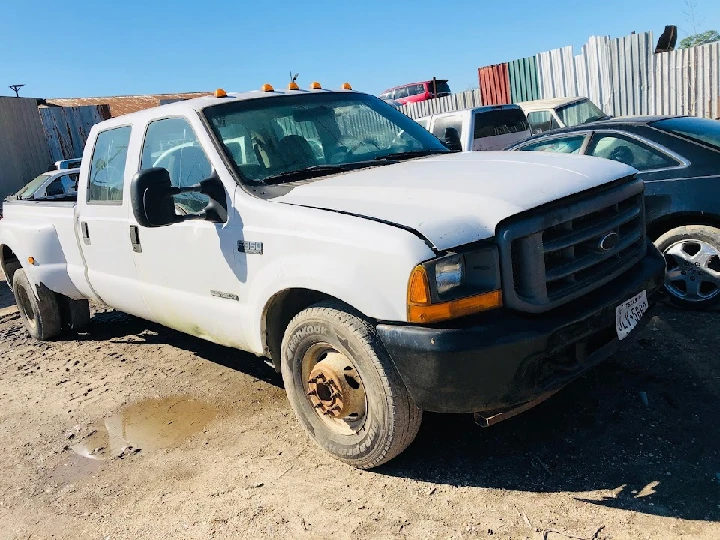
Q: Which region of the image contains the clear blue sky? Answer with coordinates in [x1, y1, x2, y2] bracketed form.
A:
[1, 0, 718, 98]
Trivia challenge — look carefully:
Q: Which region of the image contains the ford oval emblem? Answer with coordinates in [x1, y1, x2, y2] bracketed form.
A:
[598, 232, 620, 251]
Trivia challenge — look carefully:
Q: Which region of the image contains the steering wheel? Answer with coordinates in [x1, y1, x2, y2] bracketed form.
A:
[336, 136, 381, 155]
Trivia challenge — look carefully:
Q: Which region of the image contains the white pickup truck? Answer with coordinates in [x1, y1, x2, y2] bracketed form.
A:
[415, 104, 532, 151]
[0, 84, 665, 468]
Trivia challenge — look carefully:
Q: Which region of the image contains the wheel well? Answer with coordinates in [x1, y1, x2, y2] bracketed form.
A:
[648, 214, 720, 242]
[262, 288, 335, 371]
[0, 245, 21, 285]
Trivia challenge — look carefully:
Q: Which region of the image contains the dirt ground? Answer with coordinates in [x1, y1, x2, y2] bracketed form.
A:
[0, 275, 718, 540]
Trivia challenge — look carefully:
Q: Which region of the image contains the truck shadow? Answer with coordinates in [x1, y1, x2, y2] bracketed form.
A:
[378, 306, 720, 522]
[74, 309, 282, 388]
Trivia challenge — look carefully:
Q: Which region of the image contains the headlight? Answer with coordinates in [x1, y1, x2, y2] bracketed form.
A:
[435, 254, 464, 295]
[407, 247, 502, 324]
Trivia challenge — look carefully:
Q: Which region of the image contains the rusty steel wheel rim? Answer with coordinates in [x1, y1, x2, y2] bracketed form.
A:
[301, 342, 367, 436]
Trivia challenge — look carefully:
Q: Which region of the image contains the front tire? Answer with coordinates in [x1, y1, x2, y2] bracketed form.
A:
[12, 269, 62, 340]
[655, 225, 720, 309]
[280, 301, 422, 469]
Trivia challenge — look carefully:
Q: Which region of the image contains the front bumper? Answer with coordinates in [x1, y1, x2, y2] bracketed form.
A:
[377, 241, 666, 414]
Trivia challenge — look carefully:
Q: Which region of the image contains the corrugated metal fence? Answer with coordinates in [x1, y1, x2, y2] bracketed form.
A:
[402, 31, 719, 120]
[39, 105, 110, 162]
[0, 98, 53, 200]
[0, 99, 110, 201]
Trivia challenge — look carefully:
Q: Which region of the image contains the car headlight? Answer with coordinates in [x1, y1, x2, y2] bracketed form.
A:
[407, 247, 502, 324]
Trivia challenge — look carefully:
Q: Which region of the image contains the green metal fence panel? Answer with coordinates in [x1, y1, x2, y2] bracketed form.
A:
[508, 56, 540, 102]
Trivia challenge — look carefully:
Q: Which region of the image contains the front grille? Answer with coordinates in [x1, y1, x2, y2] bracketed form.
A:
[498, 177, 646, 313]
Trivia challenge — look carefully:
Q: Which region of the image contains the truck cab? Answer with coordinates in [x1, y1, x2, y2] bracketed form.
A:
[518, 97, 610, 134]
[0, 85, 665, 469]
[417, 105, 531, 151]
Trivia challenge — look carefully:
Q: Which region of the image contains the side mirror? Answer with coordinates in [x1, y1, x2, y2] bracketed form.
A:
[130, 168, 229, 228]
[130, 168, 181, 227]
[443, 127, 463, 152]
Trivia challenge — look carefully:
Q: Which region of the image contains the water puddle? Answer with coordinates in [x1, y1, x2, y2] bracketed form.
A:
[70, 396, 217, 461]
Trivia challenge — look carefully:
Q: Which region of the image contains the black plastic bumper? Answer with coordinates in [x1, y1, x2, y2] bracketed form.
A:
[377, 242, 666, 414]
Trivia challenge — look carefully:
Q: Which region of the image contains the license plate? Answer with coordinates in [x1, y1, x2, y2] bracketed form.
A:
[615, 290, 648, 340]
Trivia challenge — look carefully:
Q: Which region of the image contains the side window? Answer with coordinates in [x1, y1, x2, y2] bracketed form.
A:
[141, 117, 214, 214]
[45, 178, 63, 197]
[395, 86, 409, 99]
[45, 174, 77, 197]
[527, 111, 555, 133]
[88, 126, 131, 203]
[431, 115, 463, 139]
[585, 133, 679, 171]
[409, 84, 425, 96]
[517, 135, 586, 154]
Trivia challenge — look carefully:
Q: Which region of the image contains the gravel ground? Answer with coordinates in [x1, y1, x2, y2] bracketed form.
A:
[0, 275, 718, 540]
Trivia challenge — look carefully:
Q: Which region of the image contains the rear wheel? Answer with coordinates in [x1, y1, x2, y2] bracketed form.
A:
[12, 269, 62, 340]
[280, 301, 422, 469]
[655, 225, 720, 309]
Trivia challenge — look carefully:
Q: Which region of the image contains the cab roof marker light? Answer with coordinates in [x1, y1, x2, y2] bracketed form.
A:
[341, 82, 352, 90]
[287, 81, 299, 90]
[310, 81, 322, 90]
[214, 88, 227, 98]
[261, 83, 274, 92]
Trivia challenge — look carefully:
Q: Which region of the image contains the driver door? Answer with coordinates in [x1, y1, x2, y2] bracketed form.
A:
[130, 116, 248, 349]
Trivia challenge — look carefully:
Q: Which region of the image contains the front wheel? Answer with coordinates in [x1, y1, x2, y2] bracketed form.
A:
[280, 302, 422, 469]
[655, 225, 720, 309]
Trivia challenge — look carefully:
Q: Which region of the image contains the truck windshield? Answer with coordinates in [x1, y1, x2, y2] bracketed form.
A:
[203, 93, 448, 184]
[556, 99, 608, 127]
[14, 173, 53, 200]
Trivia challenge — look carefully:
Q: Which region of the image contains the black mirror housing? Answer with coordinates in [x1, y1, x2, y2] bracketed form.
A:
[443, 127, 463, 152]
[130, 168, 182, 227]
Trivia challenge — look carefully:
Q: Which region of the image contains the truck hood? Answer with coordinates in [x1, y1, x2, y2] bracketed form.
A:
[275, 152, 636, 251]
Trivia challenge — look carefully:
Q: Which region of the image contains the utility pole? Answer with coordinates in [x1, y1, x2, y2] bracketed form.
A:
[9, 84, 25, 97]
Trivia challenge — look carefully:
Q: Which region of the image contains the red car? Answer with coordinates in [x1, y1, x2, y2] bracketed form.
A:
[379, 80, 451, 105]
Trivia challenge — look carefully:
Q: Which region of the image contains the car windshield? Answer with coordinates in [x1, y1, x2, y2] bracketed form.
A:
[14, 173, 53, 200]
[556, 99, 607, 127]
[203, 93, 448, 184]
[652, 117, 720, 149]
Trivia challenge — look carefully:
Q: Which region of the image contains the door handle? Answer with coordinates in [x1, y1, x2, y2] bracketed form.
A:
[80, 222, 91, 245]
[129, 225, 142, 253]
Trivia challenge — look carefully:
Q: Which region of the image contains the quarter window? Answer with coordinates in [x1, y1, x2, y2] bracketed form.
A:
[141, 117, 214, 214]
[88, 126, 132, 203]
[517, 135, 586, 154]
[586, 133, 679, 171]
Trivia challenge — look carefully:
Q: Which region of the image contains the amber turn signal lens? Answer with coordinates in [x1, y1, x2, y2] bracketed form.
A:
[27, 257, 35, 265]
[407, 266, 431, 305]
[408, 290, 502, 324]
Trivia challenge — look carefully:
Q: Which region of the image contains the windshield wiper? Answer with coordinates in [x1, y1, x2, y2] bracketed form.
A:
[262, 161, 392, 184]
[374, 149, 451, 161]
